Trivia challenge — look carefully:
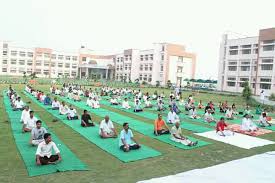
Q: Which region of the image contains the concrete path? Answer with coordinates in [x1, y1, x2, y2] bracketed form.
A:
[252, 96, 275, 106]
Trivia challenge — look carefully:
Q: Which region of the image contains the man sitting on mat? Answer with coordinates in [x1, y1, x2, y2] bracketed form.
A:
[144, 97, 153, 108]
[154, 114, 170, 135]
[259, 112, 272, 127]
[51, 97, 60, 110]
[110, 97, 119, 105]
[86, 97, 93, 107]
[119, 122, 141, 152]
[225, 107, 234, 120]
[81, 110, 95, 127]
[99, 115, 117, 138]
[216, 117, 234, 136]
[167, 107, 179, 124]
[67, 105, 79, 120]
[189, 105, 200, 119]
[22, 110, 38, 132]
[14, 97, 24, 111]
[20, 106, 30, 124]
[36, 133, 61, 165]
[59, 101, 69, 115]
[30, 120, 47, 145]
[122, 98, 131, 109]
[43, 94, 52, 105]
[171, 121, 198, 146]
[241, 114, 258, 132]
[134, 100, 143, 112]
[204, 109, 216, 123]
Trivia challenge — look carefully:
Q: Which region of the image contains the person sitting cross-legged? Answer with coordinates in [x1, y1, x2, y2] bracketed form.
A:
[67, 105, 79, 120]
[144, 98, 153, 108]
[30, 120, 47, 145]
[99, 115, 117, 138]
[216, 117, 234, 136]
[119, 122, 141, 152]
[259, 112, 272, 127]
[133, 100, 143, 112]
[122, 98, 131, 109]
[51, 97, 60, 110]
[204, 109, 216, 123]
[241, 114, 258, 132]
[110, 97, 119, 105]
[189, 105, 200, 119]
[59, 101, 69, 115]
[81, 110, 95, 127]
[36, 133, 61, 165]
[154, 114, 170, 135]
[43, 94, 52, 105]
[171, 121, 198, 146]
[225, 107, 234, 120]
[22, 110, 38, 132]
[20, 106, 30, 124]
[167, 107, 179, 124]
[14, 97, 25, 111]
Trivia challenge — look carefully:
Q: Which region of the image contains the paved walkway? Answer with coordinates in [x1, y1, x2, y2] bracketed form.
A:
[252, 96, 275, 106]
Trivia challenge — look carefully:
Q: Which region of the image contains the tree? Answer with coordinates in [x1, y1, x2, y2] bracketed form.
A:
[167, 80, 172, 88]
[242, 81, 252, 100]
[156, 81, 160, 87]
[23, 72, 27, 84]
[30, 72, 37, 79]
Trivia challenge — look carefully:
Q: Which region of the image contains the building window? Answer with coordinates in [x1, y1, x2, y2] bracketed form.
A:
[124, 65, 128, 70]
[36, 52, 42, 57]
[242, 50, 251, 54]
[71, 71, 77, 76]
[261, 64, 273, 71]
[44, 61, 50, 66]
[228, 66, 237, 71]
[227, 77, 236, 81]
[65, 63, 70, 68]
[144, 64, 148, 71]
[140, 55, 143, 61]
[229, 50, 238, 55]
[44, 53, 50, 58]
[177, 66, 183, 73]
[228, 61, 237, 65]
[72, 64, 77, 69]
[229, 46, 238, 49]
[253, 49, 258, 54]
[35, 69, 41, 74]
[27, 60, 33, 66]
[139, 74, 142, 81]
[148, 75, 152, 82]
[58, 63, 63, 67]
[2, 68, 7, 72]
[140, 64, 143, 71]
[51, 54, 56, 59]
[240, 78, 249, 82]
[263, 45, 274, 51]
[241, 61, 250, 65]
[36, 60, 41, 66]
[66, 56, 71, 60]
[262, 59, 273, 63]
[161, 54, 164, 60]
[58, 55, 64, 60]
[263, 40, 275, 44]
[19, 68, 26, 73]
[143, 74, 147, 81]
[28, 52, 33, 57]
[260, 78, 272, 82]
[160, 64, 163, 71]
[19, 52, 26, 57]
[19, 60, 25, 65]
[227, 82, 236, 87]
[27, 68, 32, 74]
[3, 43, 8, 48]
[120, 66, 123, 71]
[162, 45, 165, 51]
[11, 59, 17, 65]
[150, 54, 153, 60]
[260, 83, 271, 89]
[72, 56, 77, 61]
[145, 55, 148, 61]
[10, 68, 17, 73]
[11, 50, 17, 56]
[149, 64, 152, 71]
[3, 51, 7, 56]
[240, 66, 250, 71]
[2, 59, 7, 64]
[51, 62, 55, 67]
[241, 45, 251, 48]
[43, 70, 49, 75]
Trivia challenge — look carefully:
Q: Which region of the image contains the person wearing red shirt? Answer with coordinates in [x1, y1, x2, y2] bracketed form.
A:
[216, 117, 234, 136]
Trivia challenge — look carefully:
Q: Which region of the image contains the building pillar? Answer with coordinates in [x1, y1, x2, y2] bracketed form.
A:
[105, 68, 108, 80]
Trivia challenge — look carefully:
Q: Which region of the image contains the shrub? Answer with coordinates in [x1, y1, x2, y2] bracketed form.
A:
[269, 93, 275, 101]
[242, 81, 252, 100]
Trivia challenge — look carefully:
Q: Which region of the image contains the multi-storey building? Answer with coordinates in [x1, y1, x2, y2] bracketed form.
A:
[114, 43, 196, 86]
[0, 41, 196, 86]
[218, 28, 275, 96]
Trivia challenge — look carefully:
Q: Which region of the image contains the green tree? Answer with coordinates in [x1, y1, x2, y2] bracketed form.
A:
[156, 81, 160, 87]
[242, 81, 252, 100]
[23, 72, 27, 83]
[167, 80, 172, 88]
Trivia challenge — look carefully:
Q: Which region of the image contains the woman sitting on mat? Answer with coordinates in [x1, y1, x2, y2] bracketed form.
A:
[171, 121, 198, 146]
[241, 114, 258, 132]
[216, 117, 234, 136]
[67, 105, 79, 120]
[259, 112, 272, 127]
[119, 122, 141, 152]
[154, 114, 170, 135]
[51, 97, 60, 110]
[133, 100, 143, 112]
[225, 107, 234, 120]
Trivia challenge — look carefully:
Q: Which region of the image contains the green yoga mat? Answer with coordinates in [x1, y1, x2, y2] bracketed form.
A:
[3, 93, 88, 177]
[99, 99, 212, 133]
[55, 95, 211, 150]
[24, 92, 161, 162]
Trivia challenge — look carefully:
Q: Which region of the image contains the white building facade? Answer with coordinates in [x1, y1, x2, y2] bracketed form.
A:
[218, 28, 275, 96]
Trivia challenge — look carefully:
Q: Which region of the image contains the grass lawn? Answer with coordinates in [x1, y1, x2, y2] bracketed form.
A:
[1, 84, 275, 183]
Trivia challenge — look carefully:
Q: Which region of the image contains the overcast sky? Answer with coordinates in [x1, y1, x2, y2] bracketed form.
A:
[0, 0, 274, 79]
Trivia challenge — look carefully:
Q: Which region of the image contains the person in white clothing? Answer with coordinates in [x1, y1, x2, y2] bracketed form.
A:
[22, 111, 38, 132]
[122, 98, 131, 109]
[30, 120, 47, 145]
[20, 106, 30, 124]
[144, 98, 153, 108]
[189, 106, 199, 119]
[167, 108, 179, 124]
[51, 97, 60, 110]
[36, 133, 61, 165]
[204, 109, 216, 123]
[14, 97, 24, 110]
[241, 114, 259, 132]
[260, 90, 265, 104]
[92, 98, 100, 109]
[67, 105, 78, 120]
[170, 122, 198, 146]
[99, 115, 117, 138]
[259, 112, 272, 127]
[86, 97, 93, 107]
[59, 101, 69, 115]
[110, 97, 119, 105]
[225, 107, 234, 120]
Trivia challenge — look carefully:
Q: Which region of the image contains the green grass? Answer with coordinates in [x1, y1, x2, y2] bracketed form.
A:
[1, 84, 275, 183]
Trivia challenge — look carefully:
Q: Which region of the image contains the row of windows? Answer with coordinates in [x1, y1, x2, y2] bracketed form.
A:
[9, 51, 78, 61]
[139, 74, 152, 82]
[229, 44, 258, 50]
[139, 64, 153, 71]
[5, 59, 77, 68]
[1, 67, 77, 76]
[229, 49, 258, 55]
[226, 82, 271, 89]
[228, 65, 273, 71]
[140, 54, 154, 61]
[10, 51, 33, 57]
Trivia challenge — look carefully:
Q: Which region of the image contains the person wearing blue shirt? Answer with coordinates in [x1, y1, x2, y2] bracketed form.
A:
[119, 123, 141, 152]
[44, 94, 52, 105]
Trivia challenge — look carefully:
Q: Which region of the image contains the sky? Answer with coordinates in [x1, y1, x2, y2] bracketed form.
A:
[0, 0, 275, 79]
